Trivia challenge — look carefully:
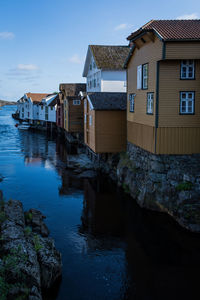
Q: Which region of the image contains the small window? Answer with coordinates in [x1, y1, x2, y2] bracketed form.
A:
[142, 64, 148, 89]
[129, 94, 135, 112]
[94, 79, 96, 88]
[90, 63, 92, 70]
[84, 114, 87, 123]
[137, 65, 142, 89]
[89, 115, 92, 126]
[41, 106, 43, 110]
[180, 92, 194, 114]
[181, 60, 195, 79]
[73, 100, 81, 105]
[147, 93, 154, 114]
[51, 106, 53, 110]
[93, 61, 96, 69]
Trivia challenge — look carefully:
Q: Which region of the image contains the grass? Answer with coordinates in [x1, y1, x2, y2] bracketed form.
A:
[176, 181, 193, 191]
[24, 212, 32, 222]
[24, 226, 32, 236]
[33, 234, 43, 252]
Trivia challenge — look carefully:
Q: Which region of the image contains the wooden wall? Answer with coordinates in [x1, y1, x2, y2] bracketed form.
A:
[127, 36, 162, 127]
[127, 121, 155, 153]
[156, 127, 200, 154]
[165, 42, 200, 59]
[95, 111, 127, 153]
[68, 99, 84, 133]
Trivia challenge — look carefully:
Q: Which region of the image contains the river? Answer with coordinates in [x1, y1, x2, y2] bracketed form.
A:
[0, 105, 200, 300]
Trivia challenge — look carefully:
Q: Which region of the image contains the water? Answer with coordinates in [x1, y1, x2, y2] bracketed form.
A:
[0, 105, 200, 300]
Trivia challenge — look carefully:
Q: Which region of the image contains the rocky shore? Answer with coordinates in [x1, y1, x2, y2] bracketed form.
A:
[0, 194, 62, 300]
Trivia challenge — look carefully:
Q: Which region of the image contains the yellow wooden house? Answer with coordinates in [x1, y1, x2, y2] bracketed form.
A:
[125, 19, 200, 154]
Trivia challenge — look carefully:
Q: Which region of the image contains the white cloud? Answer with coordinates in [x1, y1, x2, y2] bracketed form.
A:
[114, 23, 128, 31]
[68, 54, 82, 64]
[17, 64, 38, 71]
[176, 13, 199, 20]
[0, 32, 15, 40]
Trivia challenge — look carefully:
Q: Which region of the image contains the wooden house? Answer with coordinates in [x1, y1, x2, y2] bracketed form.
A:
[17, 93, 49, 123]
[125, 19, 200, 154]
[59, 83, 86, 134]
[38, 94, 58, 129]
[84, 92, 127, 153]
[83, 45, 129, 93]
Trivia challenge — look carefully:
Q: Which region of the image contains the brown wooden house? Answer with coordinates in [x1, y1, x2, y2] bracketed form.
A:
[84, 92, 127, 153]
[59, 83, 86, 134]
[125, 19, 200, 154]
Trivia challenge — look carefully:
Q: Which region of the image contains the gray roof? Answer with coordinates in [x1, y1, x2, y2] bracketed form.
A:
[90, 45, 130, 70]
[88, 92, 127, 111]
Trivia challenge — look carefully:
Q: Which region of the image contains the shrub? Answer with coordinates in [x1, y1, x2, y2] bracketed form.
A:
[33, 235, 43, 252]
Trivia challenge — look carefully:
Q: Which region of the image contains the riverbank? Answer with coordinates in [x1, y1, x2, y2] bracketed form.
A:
[0, 100, 16, 107]
[0, 193, 62, 300]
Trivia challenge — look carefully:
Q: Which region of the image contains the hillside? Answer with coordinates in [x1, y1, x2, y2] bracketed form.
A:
[0, 100, 17, 107]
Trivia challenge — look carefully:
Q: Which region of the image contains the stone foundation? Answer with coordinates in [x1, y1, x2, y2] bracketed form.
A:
[116, 142, 200, 232]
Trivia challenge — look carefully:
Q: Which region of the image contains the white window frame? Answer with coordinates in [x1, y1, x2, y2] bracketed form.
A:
[129, 94, 135, 112]
[137, 65, 142, 89]
[181, 60, 195, 79]
[73, 100, 81, 105]
[142, 64, 148, 89]
[147, 93, 154, 114]
[180, 92, 195, 114]
[89, 115, 92, 126]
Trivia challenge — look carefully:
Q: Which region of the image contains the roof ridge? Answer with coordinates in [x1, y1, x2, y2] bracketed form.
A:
[142, 19, 155, 29]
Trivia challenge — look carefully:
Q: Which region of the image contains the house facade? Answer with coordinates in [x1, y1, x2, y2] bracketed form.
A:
[60, 83, 86, 133]
[125, 19, 200, 154]
[84, 92, 127, 153]
[83, 45, 129, 93]
[17, 93, 50, 123]
[38, 94, 58, 125]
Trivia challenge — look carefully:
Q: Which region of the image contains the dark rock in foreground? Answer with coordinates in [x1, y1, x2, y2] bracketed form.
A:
[0, 197, 62, 300]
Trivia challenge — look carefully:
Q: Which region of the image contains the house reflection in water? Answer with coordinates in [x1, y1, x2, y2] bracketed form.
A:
[79, 177, 200, 300]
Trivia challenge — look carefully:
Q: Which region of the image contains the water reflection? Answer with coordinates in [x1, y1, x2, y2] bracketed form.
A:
[1, 106, 200, 300]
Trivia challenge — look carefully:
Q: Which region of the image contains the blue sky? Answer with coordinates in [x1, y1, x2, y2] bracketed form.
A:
[0, 0, 200, 101]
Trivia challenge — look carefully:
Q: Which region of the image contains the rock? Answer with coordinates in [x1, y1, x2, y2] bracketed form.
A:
[25, 208, 50, 237]
[67, 154, 94, 170]
[37, 237, 62, 289]
[77, 170, 97, 178]
[0, 200, 62, 299]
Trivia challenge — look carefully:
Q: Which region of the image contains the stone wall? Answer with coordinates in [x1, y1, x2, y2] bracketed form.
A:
[97, 142, 200, 233]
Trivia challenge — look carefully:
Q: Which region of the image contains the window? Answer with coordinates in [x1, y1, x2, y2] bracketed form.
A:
[147, 93, 154, 114]
[73, 100, 81, 105]
[84, 114, 87, 123]
[137, 64, 148, 89]
[142, 64, 148, 89]
[51, 106, 53, 110]
[93, 61, 96, 69]
[137, 65, 142, 89]
[89, 115, 92, 126]
[90, 63, 92, 70]
[94, 79, 96, 88]
[41, 105, 43, 110]
[180, 92, 194, 114]
[129, 94, 135, 112]
[181, 60, 195, 79]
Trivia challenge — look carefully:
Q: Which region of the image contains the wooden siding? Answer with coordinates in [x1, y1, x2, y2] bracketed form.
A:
[85, 110, 96, 152]
[159, 60, 200, 127]
[165, 42, 200, 60]
[127, 36, 163, 127]
[156, 127, 200, 154]
[127, 121, 155, 153]
[95, 111, 126, 153]
[68, 99, 84, 133]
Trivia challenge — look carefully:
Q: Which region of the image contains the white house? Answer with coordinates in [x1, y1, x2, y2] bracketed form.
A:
[38, 94, 58, 124]
[82, 45, 130, 93]
[17, 93, 50, 123]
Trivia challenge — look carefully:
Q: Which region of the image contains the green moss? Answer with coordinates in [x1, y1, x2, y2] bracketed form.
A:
[33, 234, 43, 252]
[122, 183, 130, 194]
[24, 226, 32, 236]
[24, 212, 32, 221]
[176, 181, 193, 191]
